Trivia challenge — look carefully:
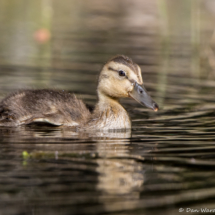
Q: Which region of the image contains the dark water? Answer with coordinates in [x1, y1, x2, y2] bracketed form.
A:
[1, 1, 215, 215]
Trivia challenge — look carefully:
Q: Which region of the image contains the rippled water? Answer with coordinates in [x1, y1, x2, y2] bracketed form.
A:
[1, 1, 215, 215]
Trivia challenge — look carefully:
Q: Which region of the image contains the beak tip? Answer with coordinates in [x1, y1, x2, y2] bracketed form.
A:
[153, 103, 159, 112]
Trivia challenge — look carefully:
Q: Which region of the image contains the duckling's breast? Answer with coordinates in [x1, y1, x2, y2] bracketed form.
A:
[83, 104, 131, 130]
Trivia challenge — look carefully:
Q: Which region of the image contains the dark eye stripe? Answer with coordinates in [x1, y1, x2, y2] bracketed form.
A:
[108, 67, 128, 78]
[108, 67, 117, 72]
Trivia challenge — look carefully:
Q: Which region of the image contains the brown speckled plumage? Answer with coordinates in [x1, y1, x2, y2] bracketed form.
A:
[0, 55, 158, 130]
[0, 89, 91, 127]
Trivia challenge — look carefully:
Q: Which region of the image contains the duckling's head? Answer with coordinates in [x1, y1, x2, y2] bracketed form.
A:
[97, 55, 158, 111]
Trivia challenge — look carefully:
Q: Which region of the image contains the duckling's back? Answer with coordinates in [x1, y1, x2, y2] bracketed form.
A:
[0, 89, 91, 127]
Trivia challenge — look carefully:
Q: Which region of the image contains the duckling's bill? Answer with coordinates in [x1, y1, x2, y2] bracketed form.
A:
[129, 82, 159, 111]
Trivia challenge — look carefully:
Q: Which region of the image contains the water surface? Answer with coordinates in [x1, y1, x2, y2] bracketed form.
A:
[1, 1, 215, 215]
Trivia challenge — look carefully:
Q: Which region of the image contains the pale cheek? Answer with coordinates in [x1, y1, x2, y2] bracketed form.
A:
[126, 85, 134, 96]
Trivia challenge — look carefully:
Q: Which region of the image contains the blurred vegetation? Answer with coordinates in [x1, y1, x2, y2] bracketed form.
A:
[0, 0, 215, 87]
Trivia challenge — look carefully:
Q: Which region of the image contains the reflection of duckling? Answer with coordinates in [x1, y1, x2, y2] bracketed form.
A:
[0, 55, 158, 130]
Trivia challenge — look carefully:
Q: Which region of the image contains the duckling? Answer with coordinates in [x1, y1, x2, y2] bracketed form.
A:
[0, 55, 158, 130]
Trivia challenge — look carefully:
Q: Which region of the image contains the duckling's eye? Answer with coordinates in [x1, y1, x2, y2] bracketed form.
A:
[118, 70, 126, 77]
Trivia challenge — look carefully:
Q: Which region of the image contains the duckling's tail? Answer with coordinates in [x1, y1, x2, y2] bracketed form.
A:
[0, 106, 18, 127]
